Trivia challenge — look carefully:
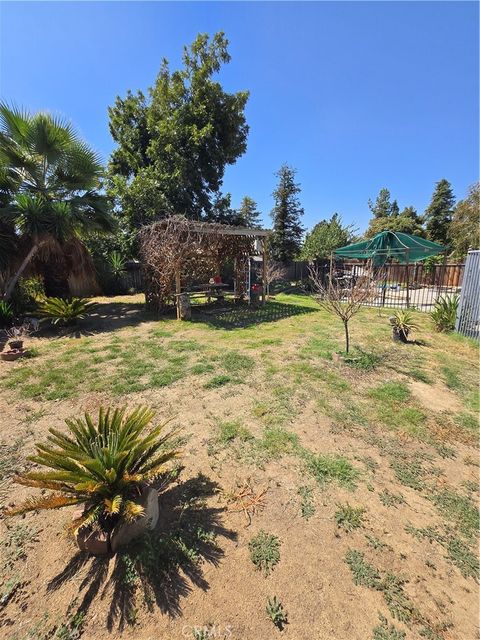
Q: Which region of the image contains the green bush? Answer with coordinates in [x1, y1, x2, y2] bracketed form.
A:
[37, 297, 96, 326]
[11, 276, 45, 314]
[6, 406, 179, 534]
[0, 300, 14, 327]
[431, 295, 459, 332]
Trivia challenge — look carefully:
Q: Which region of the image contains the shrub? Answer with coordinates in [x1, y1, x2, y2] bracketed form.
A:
[431, 295, 459, 332]
[37, 297, 96, 326]
[0, 300, 14, 327]
[11, 276, 45, 314]
[5, 406, 179, 534]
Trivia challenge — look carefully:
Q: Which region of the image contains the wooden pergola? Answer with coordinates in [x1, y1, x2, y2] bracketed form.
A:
[139, 216, 270, 317]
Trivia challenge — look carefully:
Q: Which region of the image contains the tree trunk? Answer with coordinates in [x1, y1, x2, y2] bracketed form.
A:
[344, 320, 350, 354]
[3, 244, 39, 300]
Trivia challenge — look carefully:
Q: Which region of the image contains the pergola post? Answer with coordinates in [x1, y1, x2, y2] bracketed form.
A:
[175, 264, 181, 319]
[262, 238, 268, 305]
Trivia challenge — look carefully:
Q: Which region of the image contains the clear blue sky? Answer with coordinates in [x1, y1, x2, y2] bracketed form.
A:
[1, 1, 478, 233]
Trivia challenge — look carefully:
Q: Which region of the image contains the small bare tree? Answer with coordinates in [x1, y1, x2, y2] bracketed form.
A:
[265, 261, 287, 298]
[308, 262, 381, 353]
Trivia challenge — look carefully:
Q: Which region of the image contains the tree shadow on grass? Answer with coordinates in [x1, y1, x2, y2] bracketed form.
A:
[47, 473, 235, 631]
[193, 301, 317, 330]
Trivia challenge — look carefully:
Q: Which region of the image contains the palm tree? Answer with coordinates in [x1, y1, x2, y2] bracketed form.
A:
[0, 104, 115, 300]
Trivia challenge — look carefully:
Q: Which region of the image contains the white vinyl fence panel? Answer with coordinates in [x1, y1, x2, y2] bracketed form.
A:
[456, 250, 480, 340]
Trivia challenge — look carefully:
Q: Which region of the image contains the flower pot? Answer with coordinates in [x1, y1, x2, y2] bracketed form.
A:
[8, 340, 23, 350]
[392, 328, 408, 343]
[76, 525, 110, 555]
[73, 487, 159, 555]
[1, 349, 29, 361]
[110, 487, 159, 553]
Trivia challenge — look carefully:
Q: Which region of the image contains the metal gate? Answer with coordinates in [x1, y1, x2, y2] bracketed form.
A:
[455, 250, 480, 340]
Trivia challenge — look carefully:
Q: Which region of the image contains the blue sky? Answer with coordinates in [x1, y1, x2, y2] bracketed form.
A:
[0, 1, 478, 232]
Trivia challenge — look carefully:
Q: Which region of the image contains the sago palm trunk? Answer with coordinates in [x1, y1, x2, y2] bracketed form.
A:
[3, 243, 39, 300]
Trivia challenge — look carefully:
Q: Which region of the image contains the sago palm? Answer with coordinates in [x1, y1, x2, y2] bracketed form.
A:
[0, 103, 115, 299]
[37, 296, 96, 326]
[5, 406, 179, 534]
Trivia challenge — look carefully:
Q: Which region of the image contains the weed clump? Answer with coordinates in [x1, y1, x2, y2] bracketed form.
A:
[249, 530, 280, 576]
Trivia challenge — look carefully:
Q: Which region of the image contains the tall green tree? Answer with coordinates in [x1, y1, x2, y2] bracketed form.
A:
[423, 179, 455, 245]
[300, 213, 356, 261]
[269, 164, 304, 262]
[0, 104, 114, 300]
[449, 183, 480, 259]
[368, 188, 393, 221]
[108, 32, 249, 229]
[236, 196, 261, 228]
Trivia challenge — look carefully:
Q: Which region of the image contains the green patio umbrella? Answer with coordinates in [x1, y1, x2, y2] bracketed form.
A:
[333, 230, 445, 266]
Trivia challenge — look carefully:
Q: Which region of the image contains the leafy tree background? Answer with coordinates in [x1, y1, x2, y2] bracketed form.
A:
[300, 214, 356, 261]
[270, 164, 304, 262]
[107, 32, 249, 233]
[449, 182, 479, 259]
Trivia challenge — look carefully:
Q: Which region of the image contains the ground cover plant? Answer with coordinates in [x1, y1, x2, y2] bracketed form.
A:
[0, 292, 478, 639]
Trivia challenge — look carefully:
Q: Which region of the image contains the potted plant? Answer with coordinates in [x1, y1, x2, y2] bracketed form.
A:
[389, 310, 419, 343]
[4, 406, 179, 554]
[1, 321, 38, 361]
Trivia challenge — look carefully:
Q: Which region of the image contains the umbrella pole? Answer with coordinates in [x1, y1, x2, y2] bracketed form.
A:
[405, 249, 410, 309]
[381, 261, 388, 308]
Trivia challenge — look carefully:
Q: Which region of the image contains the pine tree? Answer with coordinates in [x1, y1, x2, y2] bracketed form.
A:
[423, 179, 455, 245]
[270, 165, 304, 262]
[368, 188, 392, 219]
[237, 196, 261, 227]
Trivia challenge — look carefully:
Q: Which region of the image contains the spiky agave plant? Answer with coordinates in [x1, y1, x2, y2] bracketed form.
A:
[431, 295, 459, 333]
[390, 310, 419, 342]
[5, 406, 179, 534]
[37, 296, 96, 326]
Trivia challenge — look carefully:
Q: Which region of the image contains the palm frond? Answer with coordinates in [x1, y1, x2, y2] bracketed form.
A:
[0, 102, 31, 142]
[4, 494, 81, 516]
[104, 494, 122, 515]
[123, 500, 145, 523]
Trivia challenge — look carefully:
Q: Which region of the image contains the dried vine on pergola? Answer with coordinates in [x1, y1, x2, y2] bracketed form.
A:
[139, 215, 267, 312]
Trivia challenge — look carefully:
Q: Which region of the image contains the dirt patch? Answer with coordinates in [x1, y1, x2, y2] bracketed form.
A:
[409, 380, 464, 412]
